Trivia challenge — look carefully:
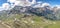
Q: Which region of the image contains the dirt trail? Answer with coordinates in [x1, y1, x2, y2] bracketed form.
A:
[0, 20, 11, 28]
[0, 23, 8, 28]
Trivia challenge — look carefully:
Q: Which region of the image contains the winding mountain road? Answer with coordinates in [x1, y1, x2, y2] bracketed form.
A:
[0, 20, 11, 28]
[0, 23, 8, 28]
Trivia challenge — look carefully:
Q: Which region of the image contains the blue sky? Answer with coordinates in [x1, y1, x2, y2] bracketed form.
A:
[0, 0, 60, 6]
[0, 0, 7, 6]
[38, 0, 60, 6]
[0, 0, 60, 11]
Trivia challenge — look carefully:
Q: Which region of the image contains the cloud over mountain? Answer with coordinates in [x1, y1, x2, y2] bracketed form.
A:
[0, 0, 60, 20]
[2, 3, 10, 10]
[0, 0, 60, 11]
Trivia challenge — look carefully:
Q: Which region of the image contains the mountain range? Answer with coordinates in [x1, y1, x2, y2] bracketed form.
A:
[0, 5, 60, 20]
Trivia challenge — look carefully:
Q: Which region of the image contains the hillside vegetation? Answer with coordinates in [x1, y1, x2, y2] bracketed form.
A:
[0, 3, 60, 28]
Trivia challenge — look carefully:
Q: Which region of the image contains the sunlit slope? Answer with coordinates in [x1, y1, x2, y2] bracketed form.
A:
[0, 14, 60, 28]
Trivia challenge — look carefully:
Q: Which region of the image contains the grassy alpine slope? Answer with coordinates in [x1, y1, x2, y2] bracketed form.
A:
[0, 14, 60, 28]
[0, 6, 60, 28]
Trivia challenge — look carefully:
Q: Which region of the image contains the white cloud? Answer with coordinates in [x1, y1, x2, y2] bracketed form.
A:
[2, 3, 10, 10]
[7, 0, 24, 6]
[0, 3, 10, 11]
[33, 4, 42, 8]
[2, 3, 10, 8]
[55, 5, 60, 8]
[33, 2, 50, 8]
[31, 0, 36, 4]
[7, 0, 16, 3]
[7, 0, 37, 6]
[14, 0, 31, 6]
[14, 1, 20, 5]
[41, 3, 50, 7]
[0, 6, 3, 11]
[37, 1, 42, 4]
[0, 0, 60, 11]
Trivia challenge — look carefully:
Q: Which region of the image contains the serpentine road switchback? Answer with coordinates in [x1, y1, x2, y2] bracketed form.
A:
[0, 20, 11, 28]
[0, 23, 9, 28]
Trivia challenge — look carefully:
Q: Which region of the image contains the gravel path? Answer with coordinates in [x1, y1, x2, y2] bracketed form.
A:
[0, 23, 8, 28]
